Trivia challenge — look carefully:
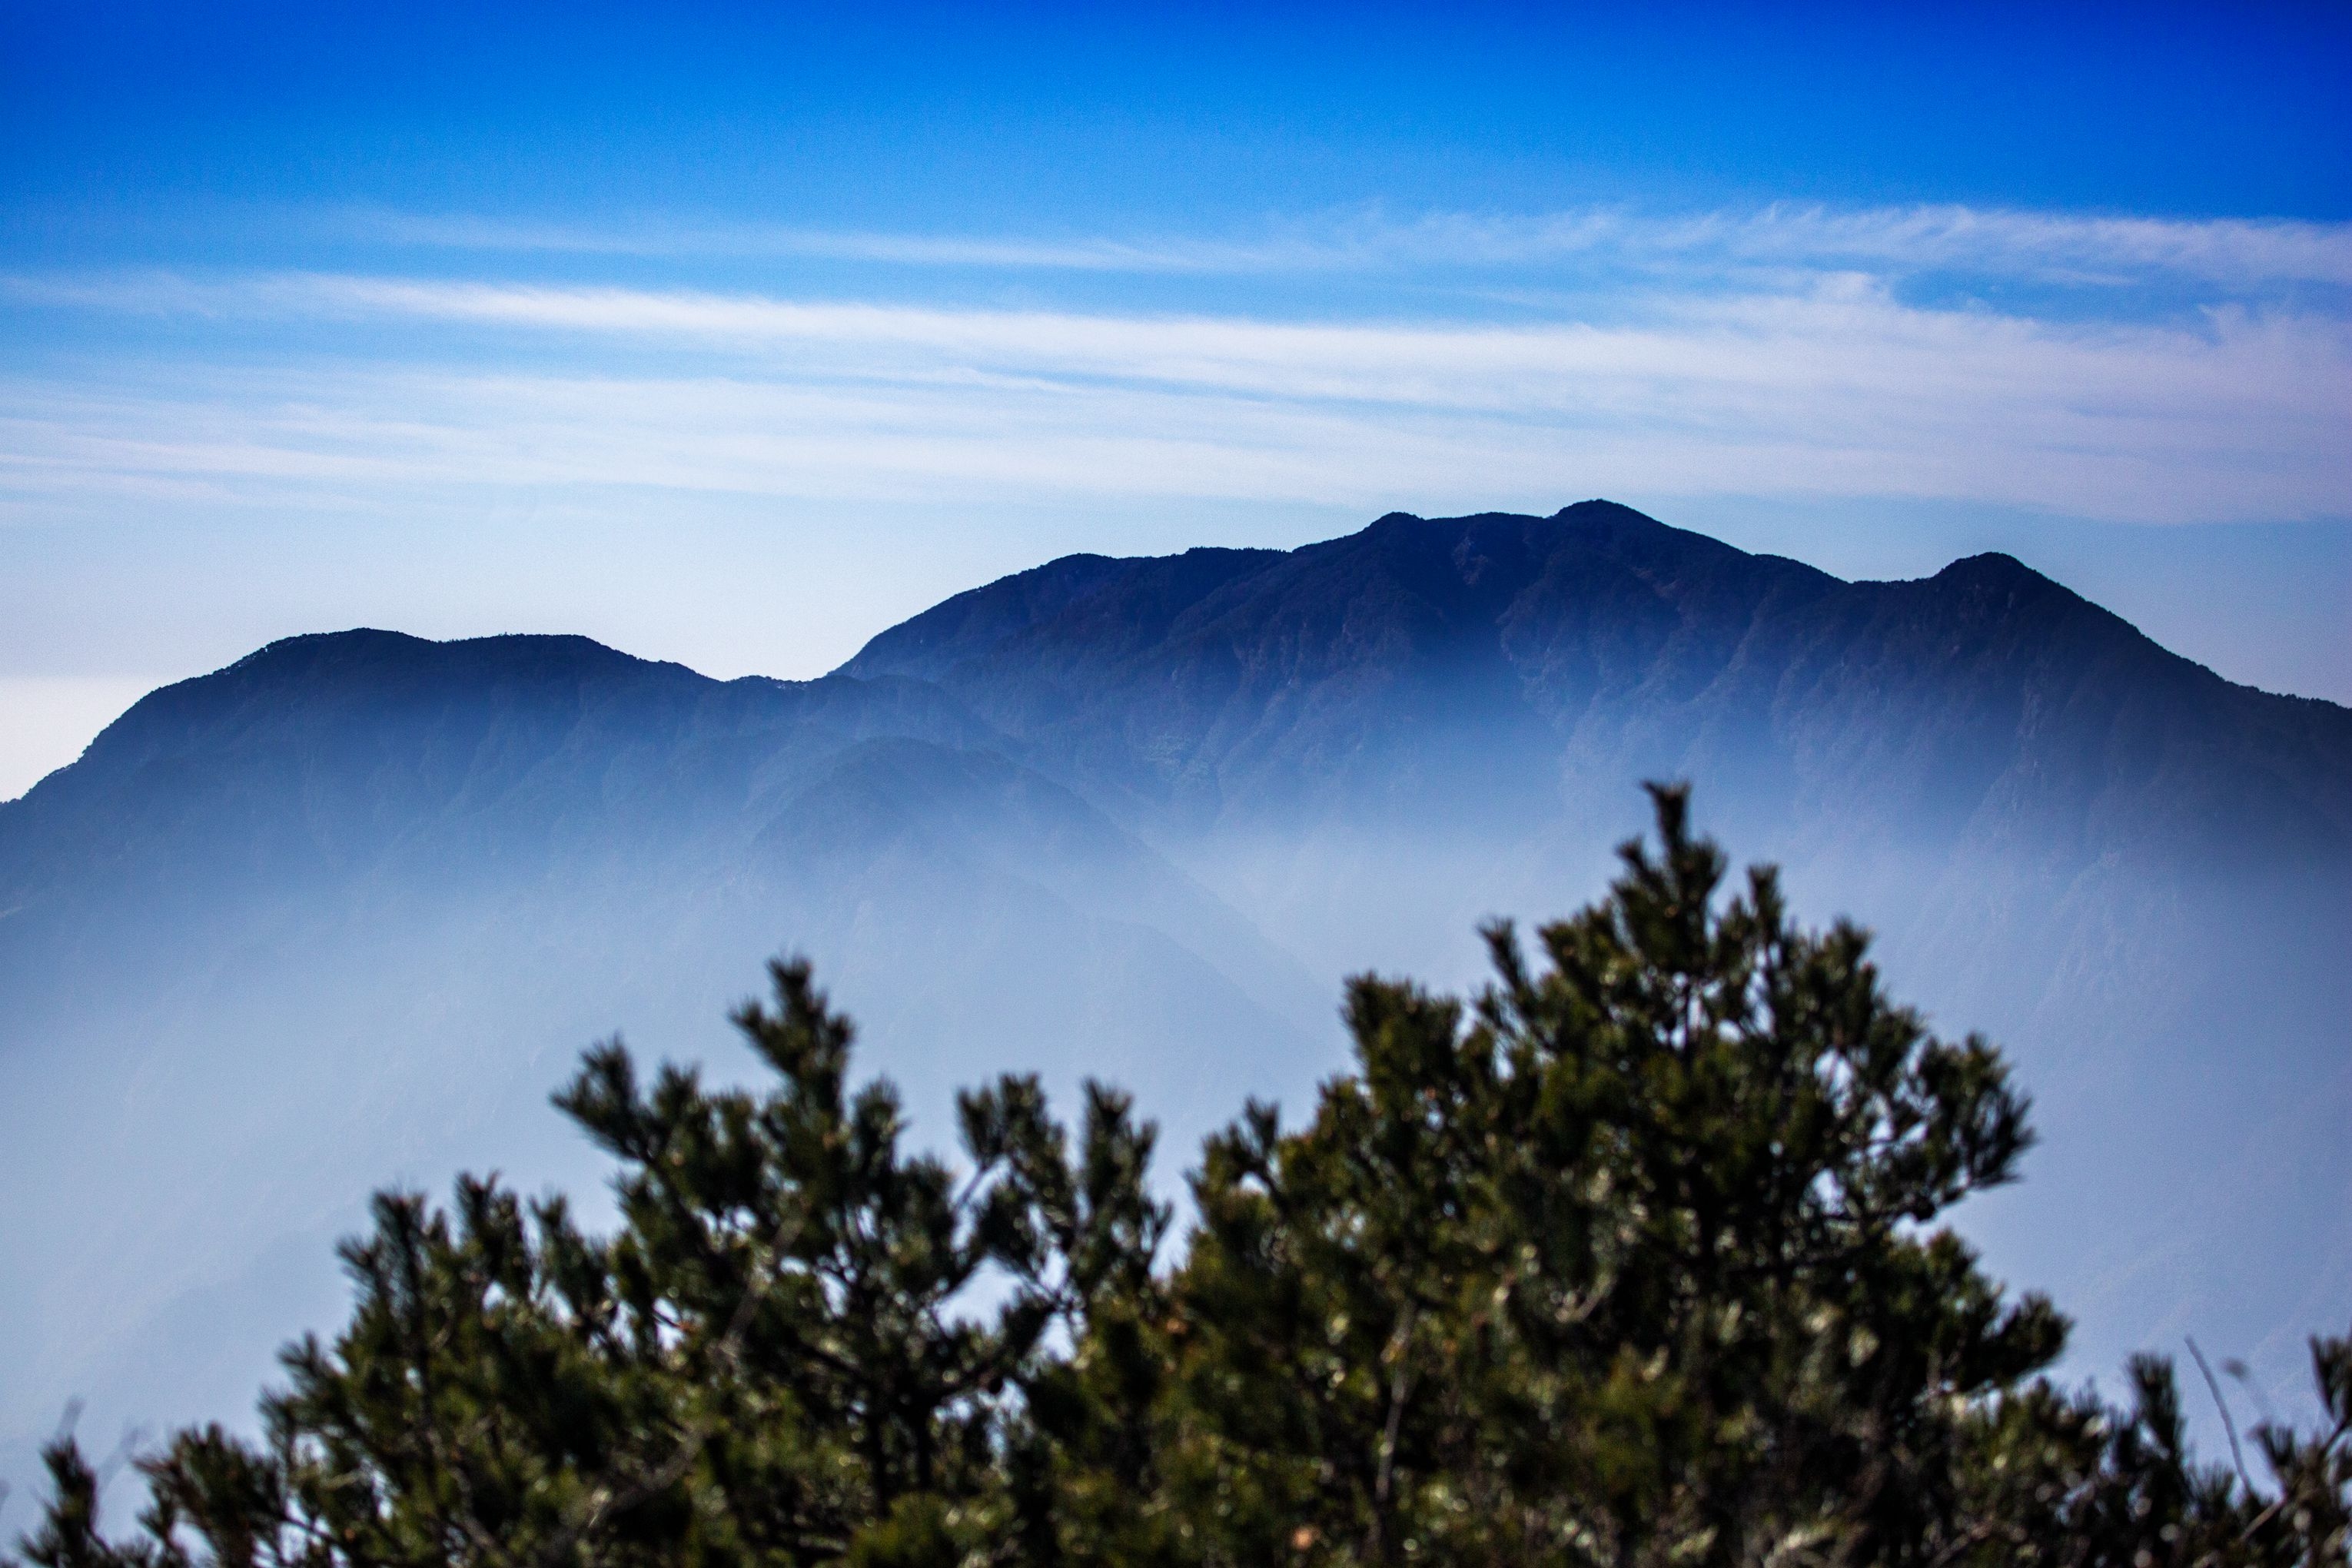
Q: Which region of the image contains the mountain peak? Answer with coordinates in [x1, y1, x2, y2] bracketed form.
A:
[220, 628, 659, 686]
[1919, 550, 2112, 630]
[1552, 498, 1666, 527]
[1934, 550, 2045, 585]
[227, 627, 433, 669]
[38, 630, 715, 806]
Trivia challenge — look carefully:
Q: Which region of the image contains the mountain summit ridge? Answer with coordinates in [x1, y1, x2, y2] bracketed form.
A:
[839, 503, 2350, 862]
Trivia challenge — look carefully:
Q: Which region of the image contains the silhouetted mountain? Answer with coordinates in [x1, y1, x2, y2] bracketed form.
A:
[3, 503, 2346, 1488]
[847, 502, 2350, 865]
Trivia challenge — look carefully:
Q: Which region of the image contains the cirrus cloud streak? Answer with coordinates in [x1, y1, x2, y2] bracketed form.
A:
[2, 259, 2347, 527]
[350, 203, 2352, 291]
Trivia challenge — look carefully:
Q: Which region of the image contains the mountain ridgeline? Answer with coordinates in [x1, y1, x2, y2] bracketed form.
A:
[848, 503, 2344, 866]
[2, 502, 2346, 1483]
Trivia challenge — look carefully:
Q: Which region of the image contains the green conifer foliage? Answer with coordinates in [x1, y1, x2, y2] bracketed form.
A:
[12, 961, 1165, 1566]
[12, 789, 2347, 1566]
[1160, 784, 2061, 1563]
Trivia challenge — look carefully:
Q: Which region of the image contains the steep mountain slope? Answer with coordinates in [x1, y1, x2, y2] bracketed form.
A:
[2, 501, 2345, 1490]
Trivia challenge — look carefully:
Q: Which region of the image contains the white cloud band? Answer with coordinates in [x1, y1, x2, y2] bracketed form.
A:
[3, 218, 2347, 526]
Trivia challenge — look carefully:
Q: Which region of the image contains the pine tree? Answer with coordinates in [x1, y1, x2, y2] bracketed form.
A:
[12, 786, 2347, 1566]
[1158, 784, 2059, 1562]
[10, 960, 1164, 1566]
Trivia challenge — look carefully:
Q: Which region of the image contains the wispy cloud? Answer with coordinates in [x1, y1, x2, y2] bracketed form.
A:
[347, 202, 2352, 291]
[5, 263, 2345, 523]
[356, 211, 1305, 274]
[5, 195, 2346, 533]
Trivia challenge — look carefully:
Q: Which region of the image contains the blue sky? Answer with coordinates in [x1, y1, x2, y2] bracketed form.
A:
[2, 1, 2348, 794]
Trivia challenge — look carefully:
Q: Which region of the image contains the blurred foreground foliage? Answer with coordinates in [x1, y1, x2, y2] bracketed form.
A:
[12, 787, 2348, 1566]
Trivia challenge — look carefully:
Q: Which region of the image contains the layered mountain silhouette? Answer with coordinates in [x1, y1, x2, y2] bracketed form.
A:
[3, 501, 2346, 1482]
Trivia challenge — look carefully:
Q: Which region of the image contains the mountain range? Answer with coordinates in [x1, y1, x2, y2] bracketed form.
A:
[3, 500, 2346, 1483]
